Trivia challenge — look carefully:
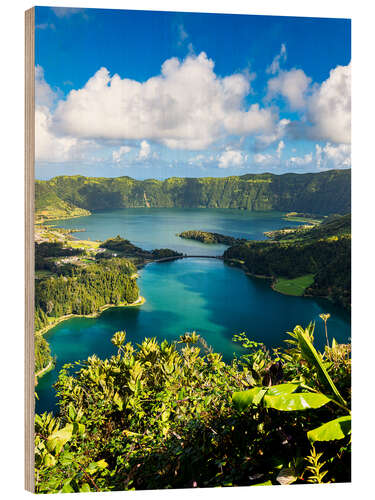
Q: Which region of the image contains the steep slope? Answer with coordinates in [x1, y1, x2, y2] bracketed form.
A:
[35, 181, 91, 221]
[36, 169, 351, 215]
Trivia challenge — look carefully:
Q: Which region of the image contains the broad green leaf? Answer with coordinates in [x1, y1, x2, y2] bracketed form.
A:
[46, 423, 73, 453]
[233, 384, 301, 410]
[161, 410, 171, 422]
[295, 326, 347, 407]
[43, 453, 56, 467]
[59, 452, 75, 466]
[80, 483, 91, 492]
[252, 388, 269, 406]
[61, 479, 74, 493]
[266, 384, 299, 396]
[263, 392, 331, 411]
[72, 422, 85, 436]
[232, 388, 265, 411]
[307, 416, 351, 443]
[86, 462, 98, 474]
[86, 459, 108, 474]
[96, 459, 108, 469]
[113, 392, 123, 411]
[68, 404, 76, 421]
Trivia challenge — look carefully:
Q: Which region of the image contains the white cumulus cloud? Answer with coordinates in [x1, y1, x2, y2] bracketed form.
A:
[315, 143, 351, 169]
[35, 65, 58, 108]
[267, 68, 312, 110]
[253, 153, 275, 166]
[286, 152, 313, 167]
[52, 52, 275, 150]
[35, 67, 93, 162]
[254, 118, 290, 150]
[307, 64, 351, 144]
[138, 140, 151, 160]
[271, 63, 351, 145]
[218, 149, 245, 168]
[36, 106, 92, 162]
[112, 146, 131, 163]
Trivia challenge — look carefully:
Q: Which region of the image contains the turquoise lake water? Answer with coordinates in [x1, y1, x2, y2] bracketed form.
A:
[37, 210, 351, 414]
[46, 208, 307, 256]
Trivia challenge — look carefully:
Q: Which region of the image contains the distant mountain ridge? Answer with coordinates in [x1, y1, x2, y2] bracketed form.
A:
[35, 169, 351, 219]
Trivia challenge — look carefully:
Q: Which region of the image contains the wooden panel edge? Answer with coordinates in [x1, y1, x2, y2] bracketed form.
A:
[25, 6, 35, 494]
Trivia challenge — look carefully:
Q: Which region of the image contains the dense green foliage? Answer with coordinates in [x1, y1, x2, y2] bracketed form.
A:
[100, 236, 149, 257]
[35, 334, 53, 374]
[100, 236, 182, 260]
[150, 248, 183, 259]
[35, 181, 90, 221]
[35, 170, 351, 217]
[179, 230, 243, 245]
[307, 251, 351, 308]
[268, 214, 351, 242]
[225, 237, 349, 280]
[35, 259, 139, 332]
[224, 214, 351, 308]
[35, 241, 84, 270]
[34, 322, 350, 492]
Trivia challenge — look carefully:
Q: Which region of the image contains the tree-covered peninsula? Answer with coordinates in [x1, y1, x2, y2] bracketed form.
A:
[224, 214, 351, 308]
[99, 235, 182, 260]
[179, 230, 243, 245]
[35, 169, 351, 220]
[34, 229, 183, 375]
[35, 236, 182, 333]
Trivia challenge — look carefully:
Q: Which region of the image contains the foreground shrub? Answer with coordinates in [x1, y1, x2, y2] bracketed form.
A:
[35, 324, 351, 492]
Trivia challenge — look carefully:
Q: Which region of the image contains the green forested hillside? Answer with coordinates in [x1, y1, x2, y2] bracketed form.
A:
[35, 169, 351, 217]
[268, 214, 351, 242]
[224, 214, 351, 308]
[35, 258, 139, 332]
[35, 181, 91, 221]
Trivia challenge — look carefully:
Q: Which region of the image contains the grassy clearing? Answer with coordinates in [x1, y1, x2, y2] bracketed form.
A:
[282, 216, 321, 224]
[273, 274, 314, 296]
[80, 258, 96, 264]
[69, 239, 101, 250]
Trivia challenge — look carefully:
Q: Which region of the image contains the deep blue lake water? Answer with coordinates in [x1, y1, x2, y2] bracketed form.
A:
[37, 210, 351, 413]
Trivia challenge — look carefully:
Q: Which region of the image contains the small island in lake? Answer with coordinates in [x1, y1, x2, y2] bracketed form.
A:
[179, 230, 245, 245]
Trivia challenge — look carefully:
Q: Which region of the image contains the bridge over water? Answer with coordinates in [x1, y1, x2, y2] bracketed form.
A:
[151, 255, 224, 263]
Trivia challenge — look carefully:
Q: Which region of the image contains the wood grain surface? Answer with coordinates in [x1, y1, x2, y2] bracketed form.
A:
[25, 6, 35, 493]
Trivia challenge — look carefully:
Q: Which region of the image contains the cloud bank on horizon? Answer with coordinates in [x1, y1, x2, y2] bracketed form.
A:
[35, 7, 351, 179]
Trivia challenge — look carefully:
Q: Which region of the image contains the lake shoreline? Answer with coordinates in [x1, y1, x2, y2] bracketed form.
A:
[36, 295, 146, 337]
[35, 296, 146, 382]
[35, 210, 92, 225]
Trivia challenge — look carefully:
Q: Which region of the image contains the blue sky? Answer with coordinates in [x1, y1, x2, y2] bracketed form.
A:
[35, 6, 351, 180]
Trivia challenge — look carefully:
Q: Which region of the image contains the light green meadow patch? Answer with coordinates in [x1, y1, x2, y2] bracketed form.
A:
[273, 274, 314, 296]
[69, 240, 101, 250]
